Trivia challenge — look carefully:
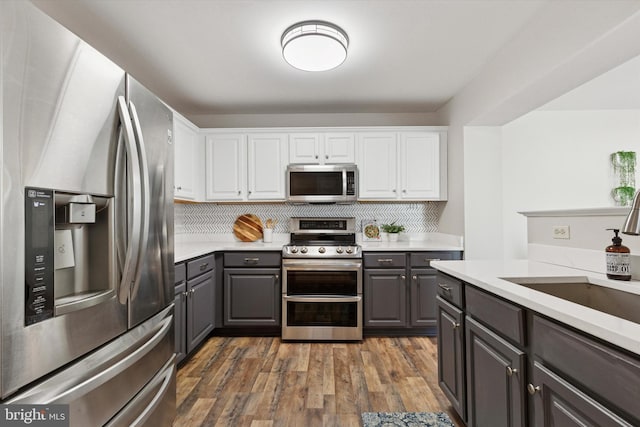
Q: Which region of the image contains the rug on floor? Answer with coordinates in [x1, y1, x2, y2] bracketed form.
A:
[361, 411, 455, 427]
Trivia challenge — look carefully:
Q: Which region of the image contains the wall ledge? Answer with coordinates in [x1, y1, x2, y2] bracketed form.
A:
[519, 207, 630, 217]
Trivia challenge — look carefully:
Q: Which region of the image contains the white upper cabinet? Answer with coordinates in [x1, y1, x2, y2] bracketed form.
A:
[204, 132, 288, 202]
[358, 131, 446, 201]
[357, 132, 398, 199]
[247, 133, 288, 200]
[289, 132, 355, 164]
[399, 132, 442, 200]
[173, 113, 203, 201]
[205, 133, 246, 201]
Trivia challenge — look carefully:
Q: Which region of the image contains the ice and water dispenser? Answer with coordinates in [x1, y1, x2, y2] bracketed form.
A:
[25, 187, 116, 325]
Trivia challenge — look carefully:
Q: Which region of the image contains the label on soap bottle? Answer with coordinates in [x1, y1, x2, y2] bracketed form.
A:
[606, 252, 631, 277]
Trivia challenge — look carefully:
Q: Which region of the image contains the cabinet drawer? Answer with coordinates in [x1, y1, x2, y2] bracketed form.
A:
[363, 253, 406, 268]
[465, 285, 525, 346]
[175, 263, 186, 285]
[187, 254, 215, 280]
[436, 274, 463, 307]
[409, 251, 462, 267]
[224, 252, 281, 267]
[532, 315, 640, 424]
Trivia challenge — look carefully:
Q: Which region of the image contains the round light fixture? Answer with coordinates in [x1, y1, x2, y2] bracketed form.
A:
[281, 20, 349, 72]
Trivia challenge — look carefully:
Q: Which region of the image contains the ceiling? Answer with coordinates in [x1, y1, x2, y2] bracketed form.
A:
[32, 0, 549, 118]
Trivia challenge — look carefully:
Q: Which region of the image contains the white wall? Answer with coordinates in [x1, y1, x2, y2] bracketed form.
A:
[501, 109, 640, 258]
[463, 127, 504, 259]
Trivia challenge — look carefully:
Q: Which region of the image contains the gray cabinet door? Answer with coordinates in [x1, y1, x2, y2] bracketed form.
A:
[410, 268, 438, 327]
[186, 270, 215, 353]
[224, 268, 281, 326]
[466, 316, 526, 427]
[174, 282, 187, 364]
[530, 361, 634, 427]
[437, 296, 466, 421]
[364, 269, 407, 327]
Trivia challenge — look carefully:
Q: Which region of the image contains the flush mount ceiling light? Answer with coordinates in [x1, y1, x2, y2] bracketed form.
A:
[281, 20, 349, 72]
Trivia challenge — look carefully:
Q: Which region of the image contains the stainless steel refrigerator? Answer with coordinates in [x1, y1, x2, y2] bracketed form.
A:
[1, 1, 175, 425]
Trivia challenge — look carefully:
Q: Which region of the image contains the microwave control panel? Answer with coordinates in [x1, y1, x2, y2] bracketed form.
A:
[24, 187, 55, 325]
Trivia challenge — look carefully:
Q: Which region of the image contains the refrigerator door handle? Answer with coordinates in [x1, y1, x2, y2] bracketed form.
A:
[116, 96, 143, 304]
[128, 101, 151, 301]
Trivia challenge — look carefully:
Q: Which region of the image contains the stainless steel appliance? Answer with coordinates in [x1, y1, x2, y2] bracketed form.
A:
[1, 2, 175, 425]
[282, 218, 362, 340]
[286, 164, 358, 204]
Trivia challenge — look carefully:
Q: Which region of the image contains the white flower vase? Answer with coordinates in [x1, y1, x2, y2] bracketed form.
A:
[388, 233, 399, 242]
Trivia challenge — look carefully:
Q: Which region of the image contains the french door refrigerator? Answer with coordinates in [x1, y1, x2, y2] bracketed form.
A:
[1, 1, 175, 425]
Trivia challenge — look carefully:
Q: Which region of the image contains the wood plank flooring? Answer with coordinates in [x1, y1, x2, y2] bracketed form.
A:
[175, 336, 465, 427]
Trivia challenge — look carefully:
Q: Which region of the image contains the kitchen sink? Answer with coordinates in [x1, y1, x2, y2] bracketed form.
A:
[501, 277, 640, 324]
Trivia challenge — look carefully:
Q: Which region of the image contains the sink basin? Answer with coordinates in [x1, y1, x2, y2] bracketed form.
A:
[501, 277, 640, 324]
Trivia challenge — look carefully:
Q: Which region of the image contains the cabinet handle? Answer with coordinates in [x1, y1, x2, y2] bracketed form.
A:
[315, 155, 319, 159]
[425, 258, 440, 262]
[401, 275, 406, 280]
[237, 190, 241, 195]
[412, 275, 417, 280]
[438, 284, 452, 293]
[244, 257, 259, 264]
[393, 189, 397, 193]
[325, 155, 329, 159]
[275, 274, 279, 280]
[176, 186, 182, 190]
[452, 322, 460, 330]
[506, 366, 518, 377]
[248, 190, 252, 195]
[377, 258, 394, 264]
[402, 189, 407, 193]
[527, 384, 540, 395]
[199, 262, 209, 271]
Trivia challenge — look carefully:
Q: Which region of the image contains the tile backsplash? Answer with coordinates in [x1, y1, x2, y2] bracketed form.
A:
[175, 202, 445, 235]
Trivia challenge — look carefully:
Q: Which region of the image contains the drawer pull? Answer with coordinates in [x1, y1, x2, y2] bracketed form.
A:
[199, 262, 209, 271]
[377, 258, 394, 263]
[452, 322, 460, 330]
[401, 275, 406, 280]
[438, 284, 452, 293]
[506, 366, 518, 377]
[244, 257, 260, 264]
[527, 384, 540, 395]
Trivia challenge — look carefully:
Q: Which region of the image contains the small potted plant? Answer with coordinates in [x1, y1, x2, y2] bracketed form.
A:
[381, 221, 405, 242]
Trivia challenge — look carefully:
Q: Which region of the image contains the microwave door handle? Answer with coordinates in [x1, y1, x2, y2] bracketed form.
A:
[116, 96, 143, 304]
[342, 169, 347, 198]
[128, 101, 151, 301]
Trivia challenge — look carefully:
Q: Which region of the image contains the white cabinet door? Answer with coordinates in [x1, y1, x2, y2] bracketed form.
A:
[174, 115, 203, 201]
[357, 132, 398, 199]
[324, 132, 355, 163]
[400, 132, 440, 199]
[289, 133, 321, 164]
[247, 133, 288, 200]
[205, 134, 246, 201]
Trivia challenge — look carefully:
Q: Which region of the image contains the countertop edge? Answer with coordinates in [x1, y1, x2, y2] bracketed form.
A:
[431, 260, 640, 356]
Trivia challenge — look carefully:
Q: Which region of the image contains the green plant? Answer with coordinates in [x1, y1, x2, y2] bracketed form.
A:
[381, 221, 405, 233]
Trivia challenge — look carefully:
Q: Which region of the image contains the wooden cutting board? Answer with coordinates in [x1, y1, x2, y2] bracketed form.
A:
[233, 214, 264, 242]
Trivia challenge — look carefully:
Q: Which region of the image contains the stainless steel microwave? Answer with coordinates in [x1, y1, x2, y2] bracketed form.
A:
[286, 164, 358, 204]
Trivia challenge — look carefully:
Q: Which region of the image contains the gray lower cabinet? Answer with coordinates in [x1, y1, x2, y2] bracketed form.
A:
[364, 251, 462, 334]
[436, 276, 640, 427]
[223, 252, 281, 328]
[174, 254, 215, 361]
[465, 316, 526, 427]
[437, 295, 466, 420]
[174, 264, 187, 364]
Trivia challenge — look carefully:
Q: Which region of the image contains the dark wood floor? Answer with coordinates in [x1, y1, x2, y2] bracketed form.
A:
[175, 336, 464, 427]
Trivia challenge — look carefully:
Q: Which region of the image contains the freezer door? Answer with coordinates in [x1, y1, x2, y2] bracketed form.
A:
[126, 77, 175, 328]
[6, 306, 175, 427]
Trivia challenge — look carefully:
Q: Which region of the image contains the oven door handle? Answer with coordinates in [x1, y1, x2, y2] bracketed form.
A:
[283, 295, 362, 303]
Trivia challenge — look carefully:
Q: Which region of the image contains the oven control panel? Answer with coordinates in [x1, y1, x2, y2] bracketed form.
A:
[282, 245, 361, 258]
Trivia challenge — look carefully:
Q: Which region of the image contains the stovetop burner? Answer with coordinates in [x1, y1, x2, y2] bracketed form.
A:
[283, 217, 361, 258]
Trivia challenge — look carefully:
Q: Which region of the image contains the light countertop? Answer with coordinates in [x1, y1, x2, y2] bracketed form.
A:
[431, 259, 640, 356]
[175, 232, 463, 263]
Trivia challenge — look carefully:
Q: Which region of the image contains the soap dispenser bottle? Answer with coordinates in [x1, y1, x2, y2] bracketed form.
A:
[606, 228, 631, 281]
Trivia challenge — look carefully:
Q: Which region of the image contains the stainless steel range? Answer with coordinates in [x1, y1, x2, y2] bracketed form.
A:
[281, 217, 363, 341]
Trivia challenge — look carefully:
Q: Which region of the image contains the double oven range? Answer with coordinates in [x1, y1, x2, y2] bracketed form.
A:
[282, 217, 363, 341]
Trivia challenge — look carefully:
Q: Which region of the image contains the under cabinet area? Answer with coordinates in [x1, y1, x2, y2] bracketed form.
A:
[222, 252, 281, 331]
[364, 251, 462, 335]
[174, 254, 215, 363]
